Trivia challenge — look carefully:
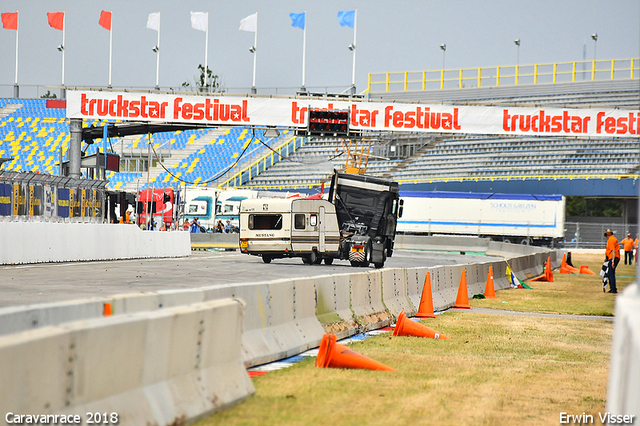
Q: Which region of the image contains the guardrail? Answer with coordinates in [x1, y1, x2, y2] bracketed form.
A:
[368, 58, 639, 93]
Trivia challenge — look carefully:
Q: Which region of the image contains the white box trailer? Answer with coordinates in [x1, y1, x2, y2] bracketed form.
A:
[239, 198, 341, 264]
[397, 191, 565, 246]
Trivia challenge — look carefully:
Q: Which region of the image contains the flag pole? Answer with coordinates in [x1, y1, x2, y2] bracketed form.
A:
[155, 11, 160, 90]
[108, 10, 112, 88]
[351, 9, 357, 95]
[61, 11, 66, 87]
[251, 11, 258, 94]
[14, 10, 19, 98]
[301, 10, 306, 91]
[205, 11, 209, 90]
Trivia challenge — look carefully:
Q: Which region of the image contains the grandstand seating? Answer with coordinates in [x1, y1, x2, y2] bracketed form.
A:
[390, 135, 639, 181]
[0, 98, 275, 192]
[243, 138, 403, 188]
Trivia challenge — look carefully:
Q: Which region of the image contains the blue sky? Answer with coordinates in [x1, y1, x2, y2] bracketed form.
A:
[0, 0, 638, 96]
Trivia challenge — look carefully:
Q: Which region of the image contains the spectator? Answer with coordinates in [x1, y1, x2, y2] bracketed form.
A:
[224, 220, 233, 233]
[620, 233, 634, 265]
[635, 234, 639, 265]
[149, 218, 157, 231]
[183, 220, 190, 231]
[604, 229, 620, 294]
[190, 217, 201, 233]
[216, 219, 224, 233]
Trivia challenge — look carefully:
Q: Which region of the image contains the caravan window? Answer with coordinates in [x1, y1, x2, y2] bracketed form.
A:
[294, 214, 305, 230]
[188, 205, 198, 214]
[249, 214, 283, 230]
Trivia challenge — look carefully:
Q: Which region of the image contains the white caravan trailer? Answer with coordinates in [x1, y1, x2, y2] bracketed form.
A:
[239, 198, 341, 264]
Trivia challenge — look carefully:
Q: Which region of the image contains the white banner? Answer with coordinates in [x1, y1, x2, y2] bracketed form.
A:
[66, 90, 640, 138]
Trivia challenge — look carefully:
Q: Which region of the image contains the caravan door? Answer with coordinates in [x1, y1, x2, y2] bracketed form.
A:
[318, 206, 326, 252]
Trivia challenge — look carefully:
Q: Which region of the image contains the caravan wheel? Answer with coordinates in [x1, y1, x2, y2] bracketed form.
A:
[262, 255, 272, 264]
[324, 257, 334, 265]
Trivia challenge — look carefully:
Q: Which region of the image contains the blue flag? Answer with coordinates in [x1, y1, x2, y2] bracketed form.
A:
[337, 10, 355, 28]
[290, 12, 305, 30]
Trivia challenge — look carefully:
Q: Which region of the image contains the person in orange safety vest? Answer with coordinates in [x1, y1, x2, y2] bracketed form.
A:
[604, 229, 620, 294]
[620, 233, 634, 265]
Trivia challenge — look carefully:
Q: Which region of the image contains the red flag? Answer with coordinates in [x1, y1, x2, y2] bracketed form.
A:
[99, 10, 111, 31]
[1, 12, 18, 30]
[47, 12, 64, 31]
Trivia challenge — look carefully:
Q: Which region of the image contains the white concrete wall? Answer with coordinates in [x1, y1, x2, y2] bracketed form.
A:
[607, 284, 640, 418]
[0, 298, 254, 426]
[0, 222, 190, 264]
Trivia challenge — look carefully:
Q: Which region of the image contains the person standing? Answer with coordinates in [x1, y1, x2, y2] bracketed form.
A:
[635, 234, 639, 265]
[620, 233, 634, 265]
[604, 229, 620, 293]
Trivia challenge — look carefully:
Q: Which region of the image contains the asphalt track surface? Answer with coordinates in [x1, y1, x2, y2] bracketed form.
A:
[0, 249, 491, 308]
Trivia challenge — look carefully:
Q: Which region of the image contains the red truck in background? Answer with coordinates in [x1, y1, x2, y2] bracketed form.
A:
[137, 188, 177, 229]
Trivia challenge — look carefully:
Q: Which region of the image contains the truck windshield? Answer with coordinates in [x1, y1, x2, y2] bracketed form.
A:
[249, 214, 283, 230]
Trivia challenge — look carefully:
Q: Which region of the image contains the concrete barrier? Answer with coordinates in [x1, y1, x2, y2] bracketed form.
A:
[380, 268, 416, 318]
[607, 284, 640, 419]
[314, 273, 358, 339]
[0, 298, 254, 426]
[204, 283, 281, 367]
[431, 266, 458, 311]
[0, 299, 107, 337]
[349, 271, 391, 330]
[405, 267, 428, 311]
[0, 222, 190, 265]
[190, 233, 240, 249]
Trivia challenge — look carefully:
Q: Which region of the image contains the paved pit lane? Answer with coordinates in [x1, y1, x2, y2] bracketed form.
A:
[0, 249, 496, 308]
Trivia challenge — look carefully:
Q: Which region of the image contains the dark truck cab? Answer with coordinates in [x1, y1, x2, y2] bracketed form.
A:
[328, 170, 401, 268]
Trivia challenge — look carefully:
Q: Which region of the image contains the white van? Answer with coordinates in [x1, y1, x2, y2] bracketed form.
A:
[239, 198, 341, 264]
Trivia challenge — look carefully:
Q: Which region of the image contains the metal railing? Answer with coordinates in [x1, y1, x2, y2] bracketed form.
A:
[368, 58, 639, 93]
[219, 136, 306, 188]
[395, 173, 640, 186]
[0, 170, 106, 223]
[564, 221, 638, 250]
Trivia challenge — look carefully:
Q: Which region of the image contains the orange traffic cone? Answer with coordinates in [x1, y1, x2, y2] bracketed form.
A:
[483, 266, 497, 299]
[580, 265, 596, 275]
[315, 334, 395, 372]
[452, 269, 471, 309]
[393, 310, 451, 340]
[560, 254, 574, 274]
[561, 253, 580, 273]
[103, 302, 112, 317]
[532, 258, 552, 282]
[415, 272, 437, 318]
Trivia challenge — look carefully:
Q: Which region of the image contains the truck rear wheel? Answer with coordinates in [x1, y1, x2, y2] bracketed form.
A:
[324, 257, 334, 265]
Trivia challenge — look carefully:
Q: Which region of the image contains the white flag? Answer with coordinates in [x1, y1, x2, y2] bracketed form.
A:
[190, 11, 207, 32]
[239, 12, 257, 32]
[146, 12, 160, 31]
